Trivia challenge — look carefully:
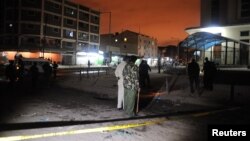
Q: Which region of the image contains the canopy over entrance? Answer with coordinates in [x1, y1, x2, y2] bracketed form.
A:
[179, 32, 250, 65]
[180, 32, 250, 49]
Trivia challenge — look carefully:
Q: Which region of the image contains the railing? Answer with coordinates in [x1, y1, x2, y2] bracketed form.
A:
[57, 66, 112, 80]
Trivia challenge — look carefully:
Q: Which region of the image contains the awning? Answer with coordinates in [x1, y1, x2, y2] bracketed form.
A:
[180, 32, 250, 50]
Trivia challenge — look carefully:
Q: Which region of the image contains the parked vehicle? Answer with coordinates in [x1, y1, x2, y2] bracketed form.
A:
[17, 58, 52, 74]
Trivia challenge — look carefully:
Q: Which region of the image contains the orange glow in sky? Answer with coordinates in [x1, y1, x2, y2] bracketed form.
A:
[73, 0, 200, 46]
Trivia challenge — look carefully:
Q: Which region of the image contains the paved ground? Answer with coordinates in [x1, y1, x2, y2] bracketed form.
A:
[0, 68, 250, 141]
[56, 67, 250, 107]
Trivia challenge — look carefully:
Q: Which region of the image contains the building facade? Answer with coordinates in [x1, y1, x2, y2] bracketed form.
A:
[186, 0, 250, 65]
[100, 30, 158, 65]
[0, 0, 100, 65]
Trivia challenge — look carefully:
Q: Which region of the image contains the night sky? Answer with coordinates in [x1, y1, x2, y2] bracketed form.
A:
[73, 0, 200, 46]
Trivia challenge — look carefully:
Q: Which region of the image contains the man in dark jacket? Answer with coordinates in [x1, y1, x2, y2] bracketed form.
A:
[187, 59, 200, 93]
[203, 57, 217, 90]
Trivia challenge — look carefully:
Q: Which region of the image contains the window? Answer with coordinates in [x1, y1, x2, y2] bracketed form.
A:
[90, 35, 99, 43]
[79, 12, 89, 21]
[78, 22, 89, 31]
[54, 15, 59, 20]
[27, 0, 36, 4]
[53, 3, 60, 9]
[66, 19, 73, 25]
[28, 11, 35, 16]
[240, 31, 249, 36]
[27, 38, 35, 43]
[53, 28, 59, 33]
[64, 29, 75, 38]
[211, 0, 220, 24]
[91, 15, 99, 24]
[27, 24, 34, 29]
[65, 42, 73, 48]
[64, 7, 77, 17]
[78, 32, 89, 41]
[68, 31, 73, 37]
[90, 25, 99, 33]
[241, 0, 250, 18]
[78, 42, 88, 48]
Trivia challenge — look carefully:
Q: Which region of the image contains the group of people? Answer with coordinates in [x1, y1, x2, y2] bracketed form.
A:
[5, 58, 58, 89]
[187, 57, 217, 94]
[5, 58, 25, 87]
[115, 56, 151, 117]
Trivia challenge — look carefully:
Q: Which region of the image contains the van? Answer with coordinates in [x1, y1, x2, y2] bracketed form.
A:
[18, 58, 51, 74]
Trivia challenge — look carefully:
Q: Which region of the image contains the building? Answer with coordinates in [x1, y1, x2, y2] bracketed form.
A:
[184, 0, 250, 65]
[0, 0, 100, 65]
[100, 30, 158, 66]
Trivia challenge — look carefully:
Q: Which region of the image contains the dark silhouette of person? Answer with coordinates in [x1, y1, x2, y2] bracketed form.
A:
[5, 60, 17, 87]
[88, 60, 91, 68]
[43, 62, 52, 87]
[203, 57, 217, 90]
[30, 62, 39, 89]
[187, 59, 200, 93]
[157, 57, 161, 73]
[16, 58, 24, 83]
[52, 61, 58, 78]
[139, 60, 151, 88]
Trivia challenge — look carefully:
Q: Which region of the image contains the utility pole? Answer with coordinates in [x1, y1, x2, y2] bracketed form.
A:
[43, 14, 48, 58]
[101, 11, 112, 63]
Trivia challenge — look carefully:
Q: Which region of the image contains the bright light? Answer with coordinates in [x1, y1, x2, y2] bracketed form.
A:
[98, 50, 104, 54]
[39, 52, 43, 57]
[201, 27, 223, 34]
[115, 39, 118, 42]
[76, 52, 87, 56]
[124, 37, 127, 42]
[76, 52, 104, 66]
[69, 31, 73, 37]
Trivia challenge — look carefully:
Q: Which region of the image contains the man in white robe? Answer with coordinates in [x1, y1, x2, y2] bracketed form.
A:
[115, 56, 128, 110]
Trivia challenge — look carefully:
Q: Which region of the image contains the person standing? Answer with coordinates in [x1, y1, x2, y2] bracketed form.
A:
[87, 60, 91, 68]
[16, 57, 24, 83]
[42, 62, 52, 87]
[187, 59, 200, 93]
[157, 56, 161, 73]
[115, 56, 128, 110]
[203, 57, 217, 90]
[52, 61, 58, 78]
[123, 55, 140, 117]
[139, 60, 151, 88]
[30, 62, 39, 89]
[5, 60, 17, 87]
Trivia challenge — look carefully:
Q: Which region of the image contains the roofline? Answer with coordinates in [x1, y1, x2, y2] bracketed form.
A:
[186, 23, 250, 31]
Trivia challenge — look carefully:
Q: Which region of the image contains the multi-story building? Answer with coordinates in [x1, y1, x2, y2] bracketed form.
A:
[100, 30, 158, 66]
[185, 0, 250, 65]
[0, 0, 100, 65]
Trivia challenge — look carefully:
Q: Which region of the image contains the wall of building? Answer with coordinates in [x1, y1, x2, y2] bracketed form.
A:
[0, 0, 100, 65]
[201, 0, 250, 27]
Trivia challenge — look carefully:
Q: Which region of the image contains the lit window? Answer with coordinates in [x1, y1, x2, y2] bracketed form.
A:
[240, 31, 249, 36]
[69, 31, 73, 37]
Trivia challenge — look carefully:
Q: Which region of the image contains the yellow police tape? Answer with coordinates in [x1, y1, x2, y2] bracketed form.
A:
[0, 107, 240, 141]
[0, 119, 165, 141]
